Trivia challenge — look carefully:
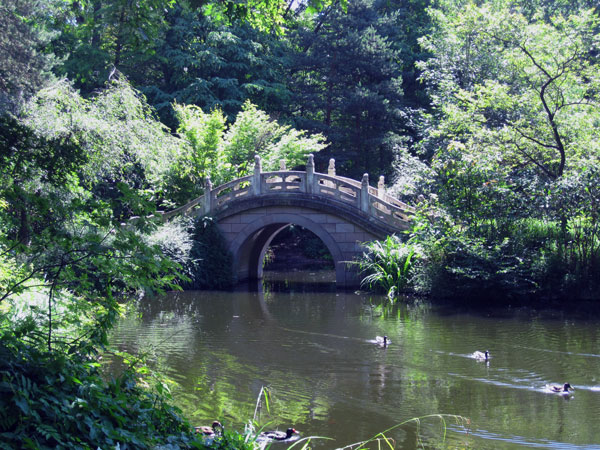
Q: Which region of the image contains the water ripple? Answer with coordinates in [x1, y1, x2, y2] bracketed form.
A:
[450, 425, 600, 449]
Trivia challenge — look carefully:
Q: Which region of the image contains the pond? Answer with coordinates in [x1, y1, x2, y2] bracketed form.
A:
[109, 271, 600, 449]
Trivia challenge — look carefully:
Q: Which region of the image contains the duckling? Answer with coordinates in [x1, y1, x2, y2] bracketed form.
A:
[547, 383, 573, 393]
[472, 350, 490, 361]
[375, 336, 391, 348]
[256, 428, 299, 442]
[195, 421, 223, 436]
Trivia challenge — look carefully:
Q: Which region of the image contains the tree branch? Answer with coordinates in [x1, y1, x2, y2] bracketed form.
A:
[0, 228, 115, 303]
[512, 126, 559, 150]
[513, 142, 557, 179]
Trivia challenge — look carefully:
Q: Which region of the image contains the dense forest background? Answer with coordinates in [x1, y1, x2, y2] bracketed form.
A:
[1, 0, 600, 445]
[2, 0, 600, 305]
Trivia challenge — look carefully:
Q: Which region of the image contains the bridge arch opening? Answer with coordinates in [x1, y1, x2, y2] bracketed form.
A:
[229, 213, 348, 285]
[262, 225, 335, 273]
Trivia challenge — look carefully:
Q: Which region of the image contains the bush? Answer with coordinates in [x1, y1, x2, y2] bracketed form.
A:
[422, 234, 539, 303]
[357, 235, 418, 301]
[183, 217, 233, 290]
[0, 329, 198, 449]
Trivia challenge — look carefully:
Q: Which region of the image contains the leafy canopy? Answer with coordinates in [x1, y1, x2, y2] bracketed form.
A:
[418, 3, 600, 181]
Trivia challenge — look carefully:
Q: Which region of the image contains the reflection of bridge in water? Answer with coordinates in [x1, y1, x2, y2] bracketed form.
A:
[163, 154, 413, 287]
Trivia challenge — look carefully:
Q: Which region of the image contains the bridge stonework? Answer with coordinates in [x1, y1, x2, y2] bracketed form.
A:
[217, 204, 382, 286]
[162, 154, 413, 287]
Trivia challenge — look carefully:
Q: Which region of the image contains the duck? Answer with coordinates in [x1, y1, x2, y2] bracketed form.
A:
[375, 336, 391, 348]
[547, 383, 573, 393]
[194, 421, 223, 436]
[256, 428, 299, 442]
[472, 350, 490, 361]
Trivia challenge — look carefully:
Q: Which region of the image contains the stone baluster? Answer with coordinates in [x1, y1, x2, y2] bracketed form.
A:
[203, 177, 213, 215]
[253, 155, 262, 196]
[378, 175, 385, 199]
[361, 173, 370, 213]
[306, 154, 314, 194]
[326, 158, 336, 189]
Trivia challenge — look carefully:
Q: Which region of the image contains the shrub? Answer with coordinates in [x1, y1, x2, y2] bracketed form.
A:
[0, 329, 198, 449]
[183, 217, 233, 290]
[358, 235, 418, 300]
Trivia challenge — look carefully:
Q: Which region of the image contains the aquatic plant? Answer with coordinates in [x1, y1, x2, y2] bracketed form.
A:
[335, 414, 469, 450]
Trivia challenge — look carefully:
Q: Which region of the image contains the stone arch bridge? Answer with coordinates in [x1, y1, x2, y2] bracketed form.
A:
[162, 155, 413, 287]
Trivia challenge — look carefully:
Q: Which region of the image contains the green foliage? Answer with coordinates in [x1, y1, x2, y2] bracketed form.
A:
[421, 232, 540, 302]
[419, 2, 600, 180]
[166, 104, 228, 204]
[0, 79, 186, 355]
[222, 101, 327, 174]
[55, 0, 174, 93]
[400, 1, 600, 302]
[0, 0, 59, 113]
[0, 327, 204, 449]
[142, 5, 292, 127]
[24, 78, 182, 193]
[288, 0, 413, 178]
[200, 0, 347, 35]
[196, 426, 258, 450]
[406, 193, 600, 302]
[358, 235, 419, 301]
[146, 217, 196, 275]
[165, 100, 327, 204]
[183, 217, 234, 290]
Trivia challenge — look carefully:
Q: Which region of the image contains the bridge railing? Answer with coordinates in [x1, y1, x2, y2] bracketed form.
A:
[160, 154, 413, 229]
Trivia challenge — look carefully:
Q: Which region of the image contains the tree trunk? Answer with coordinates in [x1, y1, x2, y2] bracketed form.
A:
[91, 1, 102, 49]
[114, 6, 127, 67]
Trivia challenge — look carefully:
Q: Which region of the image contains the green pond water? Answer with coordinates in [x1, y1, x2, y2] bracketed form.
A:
[108, 271, 600, 449]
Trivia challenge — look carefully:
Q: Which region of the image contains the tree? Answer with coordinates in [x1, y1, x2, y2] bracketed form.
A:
[54, 0, 173, 93]
[0, 0, 59, 113]
[288, 0, 408, 178]
[140, 3, 292, 127]
[409, 1, 600, 299]
[419, 3, 600, 181]
[23, 78, 182, 202]
[0, 79, 186, 354]
[164, 100, 327, 204]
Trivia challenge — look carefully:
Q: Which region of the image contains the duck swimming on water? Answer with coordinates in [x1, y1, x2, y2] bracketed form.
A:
[546, 383, 573, 394]
[256, 428, 299, 442]
[374, 336, 390, 348]
[472, 350, 490, 361]
[195, 421, 223, 436]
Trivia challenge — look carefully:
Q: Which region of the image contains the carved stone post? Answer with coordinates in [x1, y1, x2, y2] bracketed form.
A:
[325, 158, 336, 189]
[361, 173, 370, 213]
[328, 158, 336, 177]
[306, 154, 314, 194]
[203, 177, 213, 215]
[378, 175, 385, 199]
[253, 155, 262, 196]
[280, 160, 286, 171]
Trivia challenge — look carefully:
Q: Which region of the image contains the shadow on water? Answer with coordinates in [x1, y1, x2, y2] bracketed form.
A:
[242, 270, 339, 294]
